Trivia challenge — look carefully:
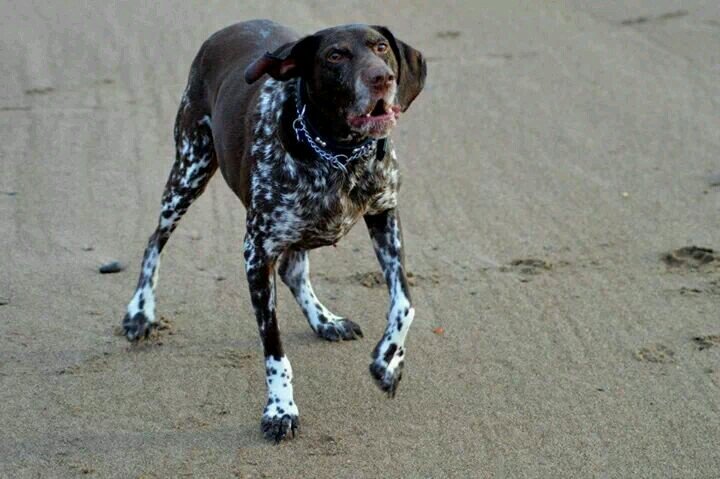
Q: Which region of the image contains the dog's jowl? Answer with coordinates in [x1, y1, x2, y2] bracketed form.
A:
[122, 20, 426, 442]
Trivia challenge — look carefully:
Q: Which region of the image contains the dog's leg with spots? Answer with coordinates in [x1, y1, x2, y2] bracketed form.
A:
[365, 209, 415, 397]
[244, 228, 299, 442]
[122, 113, 217, 340]
[279, 249, 363, 341]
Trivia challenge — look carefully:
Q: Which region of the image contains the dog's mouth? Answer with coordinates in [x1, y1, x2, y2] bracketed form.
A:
[347, 99, 401, 135]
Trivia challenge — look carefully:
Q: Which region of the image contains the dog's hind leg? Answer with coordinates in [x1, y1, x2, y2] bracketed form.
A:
[279, 249, 363, 341]
[122, 110, 217, 341]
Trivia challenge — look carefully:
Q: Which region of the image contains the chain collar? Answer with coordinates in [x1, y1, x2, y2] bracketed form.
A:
[292, 80, 378, 173]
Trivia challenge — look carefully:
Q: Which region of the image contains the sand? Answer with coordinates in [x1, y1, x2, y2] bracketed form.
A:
[1, 1, 719, 477]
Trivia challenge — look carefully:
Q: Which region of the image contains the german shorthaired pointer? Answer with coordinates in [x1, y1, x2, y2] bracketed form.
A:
[121, 19, 426, 442]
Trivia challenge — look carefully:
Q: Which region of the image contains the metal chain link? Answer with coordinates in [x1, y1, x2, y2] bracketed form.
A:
[292, 104, 377, 174]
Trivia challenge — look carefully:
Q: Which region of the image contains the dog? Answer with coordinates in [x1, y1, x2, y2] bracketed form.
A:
[121, 19, 426, 442]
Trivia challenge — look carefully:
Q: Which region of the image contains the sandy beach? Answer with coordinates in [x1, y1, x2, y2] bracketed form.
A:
[1, 1, 719, 477]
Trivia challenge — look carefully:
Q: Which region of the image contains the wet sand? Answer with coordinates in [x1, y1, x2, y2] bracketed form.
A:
[1, 1, 719, 477]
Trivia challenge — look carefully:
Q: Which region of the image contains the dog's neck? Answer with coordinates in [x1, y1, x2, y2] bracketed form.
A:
[289, 79, 385, 172]
[295, 79, 370, 147]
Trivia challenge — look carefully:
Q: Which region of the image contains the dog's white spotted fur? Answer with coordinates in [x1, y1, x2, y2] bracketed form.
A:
[260, 355, 299, 440]
[125, 245, 159, 325]
[124, 78, 412, 435]
[247, 80, 401, 247]
[123, 20, 424, 441]
[365, 209, 414, 395]
[263, 355, 299, 418]
[279, 249, 362, 340]
[123, 113, 216, 340]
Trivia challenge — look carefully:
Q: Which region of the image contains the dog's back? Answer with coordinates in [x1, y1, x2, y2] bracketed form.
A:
[181, 20, 298, 201]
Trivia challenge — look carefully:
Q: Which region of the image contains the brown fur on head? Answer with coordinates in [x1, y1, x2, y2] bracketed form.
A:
[245, 25, 426, 139]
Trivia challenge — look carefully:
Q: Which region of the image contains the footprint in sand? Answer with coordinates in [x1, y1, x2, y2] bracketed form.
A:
[24, 86, 55, 95]
[634, 344, 675, 363]
[678, 280, 720, 296]
[113, 316, 174, 339]
[663, 247, 719, 295]
[436, 30, 461, 39]
[351, 271, 439, 288]
[620, 10, 688, 26]
[214, 349, 253, 368]
[57, 354, 111, 375]
[662, 246, 716, 270]
[692, 335, 720, 351]
[499, 259, 558, 282]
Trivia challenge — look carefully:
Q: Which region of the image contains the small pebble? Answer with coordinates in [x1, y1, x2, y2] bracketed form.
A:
[621, 192, 629, 198]
[189, 230, 202, 240]
[82, 245, 94, 252]
[0, 297, 9, 306]
[99, 261, 124, 274]
[432, 326, 445, 335]
[215, 275, 226, 282]
[707, 172, 720, 187]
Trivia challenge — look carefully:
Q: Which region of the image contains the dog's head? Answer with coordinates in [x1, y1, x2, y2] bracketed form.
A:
[245, 24, 426, 139]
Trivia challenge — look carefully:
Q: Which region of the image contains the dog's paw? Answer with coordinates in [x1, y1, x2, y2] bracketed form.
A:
[369, 357, 404, 398]
[122, 312, 157, 341]
[316, 318, 363, 341]
[261, 400, 299, 443]
[369, 307, 413, 396]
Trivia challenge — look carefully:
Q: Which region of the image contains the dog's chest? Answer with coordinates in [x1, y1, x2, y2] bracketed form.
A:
[255, 153, 398, 250]
[298, 160, 397, 245]
[249, 80, 399, 251]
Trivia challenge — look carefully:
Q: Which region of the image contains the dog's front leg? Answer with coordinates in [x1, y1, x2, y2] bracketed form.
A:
[244, 229, 298, 442]
[364, 208, 415, 397]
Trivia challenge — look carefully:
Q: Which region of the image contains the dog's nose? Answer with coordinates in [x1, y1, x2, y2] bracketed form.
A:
[364, 67, 395, 91]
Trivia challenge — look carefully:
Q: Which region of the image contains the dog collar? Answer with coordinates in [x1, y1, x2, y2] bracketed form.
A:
[292, 79, 385, 173]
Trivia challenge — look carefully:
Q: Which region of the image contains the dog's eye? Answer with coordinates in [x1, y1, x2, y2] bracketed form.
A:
[374, 42, 389, 54]
[327, 51, 345, 63]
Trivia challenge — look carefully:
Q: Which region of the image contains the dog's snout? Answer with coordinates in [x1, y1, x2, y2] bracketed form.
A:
[371, 70, 394, 86]
[363, 66, 395, 93]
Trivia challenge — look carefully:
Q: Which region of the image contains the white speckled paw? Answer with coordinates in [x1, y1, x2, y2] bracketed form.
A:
[261, 398, 299, 443]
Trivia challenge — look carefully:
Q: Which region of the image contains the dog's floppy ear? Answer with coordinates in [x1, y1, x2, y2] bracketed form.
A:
[373, 26, 427, 112]
[244, 35, 320, 84]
